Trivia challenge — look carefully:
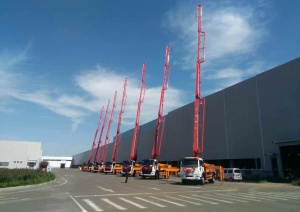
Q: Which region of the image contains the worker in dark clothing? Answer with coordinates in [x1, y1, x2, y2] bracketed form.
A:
[125, 168, 129, 183]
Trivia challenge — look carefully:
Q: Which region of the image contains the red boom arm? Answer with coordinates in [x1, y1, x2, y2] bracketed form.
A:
[101, 91, 117, 163]
[130, 63, 146, 162]
[87, 106, 104, 163]
[152, 45, 171, 159]
[193, 5, 206, 157]
[94, 100, 110, 163]
[112, 78, 127, 162]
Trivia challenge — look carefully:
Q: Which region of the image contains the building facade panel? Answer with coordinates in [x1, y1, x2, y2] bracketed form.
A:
[203, 91, 228, 159]
[257, 58, 300, 172]
[224, 78, 263, 159]
[0, 140, 42, 169]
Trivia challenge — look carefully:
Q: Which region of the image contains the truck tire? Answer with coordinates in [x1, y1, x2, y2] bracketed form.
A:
[199, 176, 204, 185]
[132, 171, 136, 177]
[182, 179, 187, 185]
[209, 176, 215, 184]
[155, 171, 159, 179]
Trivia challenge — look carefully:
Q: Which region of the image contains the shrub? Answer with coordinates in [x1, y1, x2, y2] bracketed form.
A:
[0, 168, 55, 188]
[291, 179, 300, 186]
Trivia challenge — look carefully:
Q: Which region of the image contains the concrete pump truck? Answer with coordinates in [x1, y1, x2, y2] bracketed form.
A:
[179, 5, 224, 185]
[92, 99, 110, 173]
[139, 45, 178, 179]
[104, 78, 127, 174]
[100, 91, 117, 173]
[121, 63, 146, 177]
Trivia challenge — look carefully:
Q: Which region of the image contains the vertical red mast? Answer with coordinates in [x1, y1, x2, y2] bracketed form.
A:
[101, 91, 117, 163]
[112, 78, 127, 162]
[130, 63, 146, 162]
[87, 106, 104, 163]
[94, 100, 110, 163]
[152, 45, 171, 159]
[193, 5, 206, 157]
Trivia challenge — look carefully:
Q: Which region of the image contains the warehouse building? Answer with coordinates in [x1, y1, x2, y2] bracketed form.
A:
[72, 58, 300, 178]
[0, 140, 42, 169]
[42, 156, 73, 168]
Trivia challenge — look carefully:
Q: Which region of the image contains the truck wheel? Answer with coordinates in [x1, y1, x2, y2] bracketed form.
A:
[142, 176, 146, 179]
[155, 171, 159, 179]
[199, 176, 204, 185]
[182, 179, 187, 185]
[209, 176, 215, 184]
[132, 171, 136, 177]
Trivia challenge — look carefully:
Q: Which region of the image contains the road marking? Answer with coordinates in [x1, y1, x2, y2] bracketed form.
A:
[69, 195, 87, 212]
[150, 196, 185, 206]
[74, 189, 237, 198]
[0, 198, 31, 204]
[192, 194, 233, 203]
[165, 196, 202, 205]
[119, 197, 147, 208]
[134, 197, 166, 207]
[235, 192, 274, 201]
[83, 199, 103, 211]
[97, 186, 114, 192]
[138, 185, 160, 190]
[207, 193, 248, 203]
[242, 192, 287, 201]
[221, 193, 261, 202]
[249, 192, 298, 199]
[0, 197, 17, 200]
[102, 198, 127, 210]
[178, 195, 218, 205]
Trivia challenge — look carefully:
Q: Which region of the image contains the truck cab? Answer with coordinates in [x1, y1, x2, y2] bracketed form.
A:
[103, 161, 116, 174]
[139, 159, 159, 179]
[93, 162, 103, 173]
[179, 157, 205, 184]
[121, 160, 135, 177]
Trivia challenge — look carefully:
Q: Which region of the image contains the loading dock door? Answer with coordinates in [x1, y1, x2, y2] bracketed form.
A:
[280, 144, 300, 178]
[60, 163, 66, 168]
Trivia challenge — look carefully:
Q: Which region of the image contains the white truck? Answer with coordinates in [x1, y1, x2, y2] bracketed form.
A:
[179, 157, 224, 185]
[103, 161, 116, 174]
[121, 160, 140, 177]
[139, 159, 159, 179]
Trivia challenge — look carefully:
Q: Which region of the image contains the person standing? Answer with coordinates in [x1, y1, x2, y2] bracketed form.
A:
[125, 168, 129, 183]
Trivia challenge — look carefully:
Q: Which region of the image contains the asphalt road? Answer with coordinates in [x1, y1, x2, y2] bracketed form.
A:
[0, 168, 299, 212]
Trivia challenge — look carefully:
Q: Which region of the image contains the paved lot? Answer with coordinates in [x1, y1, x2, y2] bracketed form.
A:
[0, 168, 299, 211]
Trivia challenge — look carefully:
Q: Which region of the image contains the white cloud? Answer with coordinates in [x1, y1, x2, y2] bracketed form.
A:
[1, 53, 185, 131]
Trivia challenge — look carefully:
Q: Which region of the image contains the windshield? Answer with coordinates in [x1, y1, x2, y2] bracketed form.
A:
[104, 162, 112, 165]
[181, 159, 198, 167]
[142, 159, 153, 166]
[234, 169, 241, 173]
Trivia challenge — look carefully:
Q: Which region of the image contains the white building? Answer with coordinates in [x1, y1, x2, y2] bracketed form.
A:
[42, 156, 73, 168]
[0, 140, 42, 169]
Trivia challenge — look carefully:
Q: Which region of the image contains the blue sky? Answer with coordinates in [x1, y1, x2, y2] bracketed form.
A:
[1, 0, 299, 156]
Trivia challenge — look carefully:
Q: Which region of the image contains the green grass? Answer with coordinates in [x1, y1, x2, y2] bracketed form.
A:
[291, 179, 300, 186]
[243, 175, 300, 186]
[0, 168, 55, 188]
